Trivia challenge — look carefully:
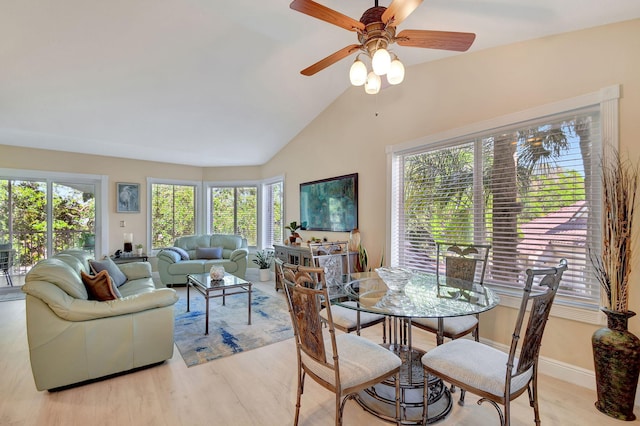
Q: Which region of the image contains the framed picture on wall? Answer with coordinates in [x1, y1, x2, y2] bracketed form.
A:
[116, 182, 140, 213]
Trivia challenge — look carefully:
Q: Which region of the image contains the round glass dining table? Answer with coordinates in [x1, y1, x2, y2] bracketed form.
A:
[333, 271, 500, 425]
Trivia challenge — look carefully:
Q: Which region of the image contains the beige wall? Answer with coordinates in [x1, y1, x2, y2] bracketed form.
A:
[263, 19, 640, 372]
[1, 19, 639, 374]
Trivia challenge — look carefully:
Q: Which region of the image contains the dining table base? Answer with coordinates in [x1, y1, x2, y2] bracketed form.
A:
[353, 345, 452, 425]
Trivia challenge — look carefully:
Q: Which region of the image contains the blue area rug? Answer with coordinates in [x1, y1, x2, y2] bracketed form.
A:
[173, 287, 293, 367]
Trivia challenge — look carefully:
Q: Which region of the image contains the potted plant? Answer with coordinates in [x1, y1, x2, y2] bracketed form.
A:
[590, 149, 640, 420]
[285, 221, 302, 244]
[135, 244, 144, 256]
[253, 249, 274, 282]
[80, 232, 95, 250]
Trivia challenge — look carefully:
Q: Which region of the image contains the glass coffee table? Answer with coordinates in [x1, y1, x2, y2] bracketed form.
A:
[186, 273, 252, 335]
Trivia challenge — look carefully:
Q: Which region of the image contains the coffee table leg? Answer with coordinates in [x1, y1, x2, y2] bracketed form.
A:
[186, 279, 191, 312]
[247, 284, 252, 325]
[205, 292, 210, 335]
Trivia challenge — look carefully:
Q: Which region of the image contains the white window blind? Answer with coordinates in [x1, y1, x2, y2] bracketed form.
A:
[264, 181, 283, 248]
[391, 106, 602, 307]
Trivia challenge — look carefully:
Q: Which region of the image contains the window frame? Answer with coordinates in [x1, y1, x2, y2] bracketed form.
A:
[146, 178, 202, 253]
[0, 168, 108, 259]
[146, 176, 283, 252]
[386, 85, 621, 325]
[261, 176, 284, 249]
[206, 182, 259, 247]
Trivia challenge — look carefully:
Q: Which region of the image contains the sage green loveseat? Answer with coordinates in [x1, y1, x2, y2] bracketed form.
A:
[156, 234, 249, 286]
[22, 250, 178, 391]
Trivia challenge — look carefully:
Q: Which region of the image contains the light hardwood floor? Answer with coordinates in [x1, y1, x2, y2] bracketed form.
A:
[1, 272, 637, 426]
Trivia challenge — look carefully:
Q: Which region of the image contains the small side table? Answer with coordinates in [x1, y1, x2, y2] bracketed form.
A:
[111, 254, 149, 264]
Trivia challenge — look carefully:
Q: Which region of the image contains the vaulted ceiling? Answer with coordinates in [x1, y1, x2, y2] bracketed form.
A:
[2, 1, 639, 167]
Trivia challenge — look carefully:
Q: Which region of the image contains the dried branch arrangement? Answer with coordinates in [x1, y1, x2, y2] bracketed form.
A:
[591, 150, 639, 312]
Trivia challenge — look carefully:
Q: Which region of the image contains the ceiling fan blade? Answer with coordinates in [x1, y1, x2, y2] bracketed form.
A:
[300, 44, 361, 76]
[382, 0, 423, 26]
[396, 29, 476, 52]
[290, 0, 365, 32]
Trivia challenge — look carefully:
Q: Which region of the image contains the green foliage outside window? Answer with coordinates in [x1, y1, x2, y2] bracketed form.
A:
[1, 180, 95, 268]
[210, 186, 257, 246]
[151, 184, 196, 249]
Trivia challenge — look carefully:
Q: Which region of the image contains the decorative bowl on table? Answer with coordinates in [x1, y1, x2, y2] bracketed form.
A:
[209, 266, 225, 281]
[375, 267, 414, 293]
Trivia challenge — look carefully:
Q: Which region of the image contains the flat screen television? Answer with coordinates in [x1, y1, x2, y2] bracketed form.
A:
[300, 173, 358, 232]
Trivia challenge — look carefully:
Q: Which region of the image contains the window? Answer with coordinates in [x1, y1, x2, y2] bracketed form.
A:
[0, 169, 105, 273]
[390, 87, 619, 313]
[150, 183, 196, 250]
[209, 186, 257, 246]
[263, 180, 283, 248]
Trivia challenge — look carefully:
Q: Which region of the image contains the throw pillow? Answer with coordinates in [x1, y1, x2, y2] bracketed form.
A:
[89, 257, 128, 287]
[164, 246, 190, 260]
[81, 270, 118, 301]
[196, 246, 223, 259]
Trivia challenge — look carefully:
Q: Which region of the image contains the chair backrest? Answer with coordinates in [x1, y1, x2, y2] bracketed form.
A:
[506, 259, 568, 392]
[309, 241, 349, 298]
[436, 242, 490, 289]
[277, 259, 339, 371]
[0, 244, 14, 269]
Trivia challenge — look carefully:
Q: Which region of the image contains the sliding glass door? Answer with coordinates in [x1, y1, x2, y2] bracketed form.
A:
[0, 177, 98, 283]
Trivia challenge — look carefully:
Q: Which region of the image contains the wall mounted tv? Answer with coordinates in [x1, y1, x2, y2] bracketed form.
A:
[300, 173, 358, 232]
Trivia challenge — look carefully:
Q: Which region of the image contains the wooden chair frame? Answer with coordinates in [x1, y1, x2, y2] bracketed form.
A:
[276, 260, 401, 426]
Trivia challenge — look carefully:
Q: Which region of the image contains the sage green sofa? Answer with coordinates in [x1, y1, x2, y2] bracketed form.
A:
[22, 250, 178, 391]
[156, 234, 249, 285]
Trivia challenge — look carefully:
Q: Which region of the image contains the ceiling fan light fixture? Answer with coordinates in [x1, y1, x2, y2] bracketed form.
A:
[371, 48, 391, 75]
[387, 57, 405, 85]
[364, 71, 381, 95]
[349, 57, 368, 86]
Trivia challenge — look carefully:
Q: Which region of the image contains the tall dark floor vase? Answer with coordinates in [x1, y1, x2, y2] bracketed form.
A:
[592, 309, 640, 421]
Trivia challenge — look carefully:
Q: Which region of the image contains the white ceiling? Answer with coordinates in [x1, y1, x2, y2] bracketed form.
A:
[2, 1, 639, 167]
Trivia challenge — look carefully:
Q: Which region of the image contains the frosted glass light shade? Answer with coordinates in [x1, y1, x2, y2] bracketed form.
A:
[364, 71, 381, 95]
[371, 48, 391, 75]
[387, 59, 405, 85]
[349, 59, 367, 86]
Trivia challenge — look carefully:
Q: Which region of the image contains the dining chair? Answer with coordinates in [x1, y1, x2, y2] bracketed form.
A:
[411, 242, 491, 345]
[421, 259, 568, 426]
[276, 260, 402, 426]
[0, 244, 15, 287]
[309, 241, 386, 336]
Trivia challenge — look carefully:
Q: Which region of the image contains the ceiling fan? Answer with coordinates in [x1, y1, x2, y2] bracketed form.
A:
[290, 0, 476, 93]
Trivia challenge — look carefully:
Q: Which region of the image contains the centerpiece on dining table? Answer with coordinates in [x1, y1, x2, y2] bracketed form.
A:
[375, 266, 414, 309]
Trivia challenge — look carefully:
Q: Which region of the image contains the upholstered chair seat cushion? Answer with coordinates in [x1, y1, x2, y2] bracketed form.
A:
[412, 315, 478, 335]
[302, 333, 401, 390]
[422, 339, 532, 398]
[320, 302, 385, 330]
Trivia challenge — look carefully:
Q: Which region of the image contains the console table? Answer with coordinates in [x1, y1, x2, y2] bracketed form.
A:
[273, 244, 314, 291]
[111, 254, 149, 264]
[272, 243, 357, 291]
